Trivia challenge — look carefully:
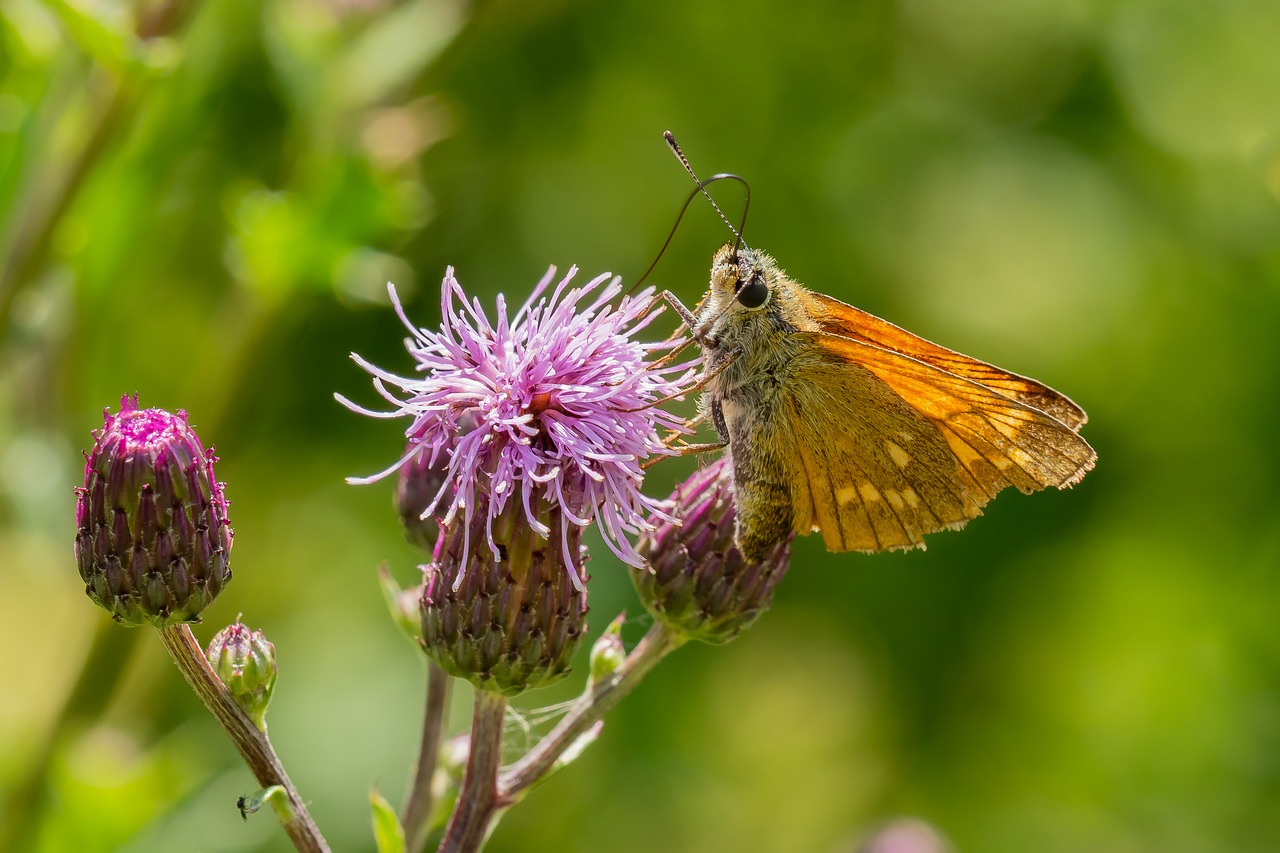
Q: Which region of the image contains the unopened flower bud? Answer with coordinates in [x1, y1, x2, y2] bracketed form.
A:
[420, 494, 589, 696]
[396, 445, 448, 552]
[207, 620, 277, 729]
[379, 565, 426, 648]
[588, 614, 626, 687]
[74, 395, 233, 626]
[632, 458, 791, 644]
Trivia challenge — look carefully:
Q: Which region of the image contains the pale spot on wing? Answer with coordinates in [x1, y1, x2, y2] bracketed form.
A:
[836, 485, 858, 506]
[885, 489, 904, 510]
[859, 482, 881, 502]
[994, 455, 1013, 470]
[885, 440, 911, 468]
[902, 488, 921, 509]
[896, 431, 914, 444]
[940, 429, 985, 466]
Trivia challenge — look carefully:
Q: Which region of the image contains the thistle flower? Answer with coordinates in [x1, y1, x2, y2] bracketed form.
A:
[342, 265, 695, 692]
[632, 457, 792, 644]
[74, 395, 233, 627]
[341, 266, 695, 586]
[207, 620, 277, 729]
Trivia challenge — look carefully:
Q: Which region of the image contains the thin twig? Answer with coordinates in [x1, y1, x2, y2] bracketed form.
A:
[403, 662, 452, 853]
[157, 625, 331, 853]
[438, 690, 508, 853]
[499, 622, 683, 797]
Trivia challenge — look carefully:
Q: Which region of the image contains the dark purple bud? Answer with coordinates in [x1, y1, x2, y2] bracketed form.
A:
[74, 395, 233, 626]
[631, 457, 791, 644]
[420, 491, 589, 696]
[395, 414, 475, 552]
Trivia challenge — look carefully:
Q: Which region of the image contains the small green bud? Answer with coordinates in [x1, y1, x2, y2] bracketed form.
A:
[632, 458, 791, 644]
[378, 565, 425, 650]
[588, 614, 626, 688]
[207, 620, 277, 729]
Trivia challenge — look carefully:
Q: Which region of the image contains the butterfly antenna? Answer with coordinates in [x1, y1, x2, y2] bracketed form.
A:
[664, 131, 750, 254]
[627, 135, 752, 295]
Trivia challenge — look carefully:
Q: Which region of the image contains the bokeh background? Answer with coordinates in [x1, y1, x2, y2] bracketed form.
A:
[3, 0, 1280, 851]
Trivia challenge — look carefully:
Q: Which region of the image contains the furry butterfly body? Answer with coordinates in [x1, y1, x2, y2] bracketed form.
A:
[694, 244, 1096, 561]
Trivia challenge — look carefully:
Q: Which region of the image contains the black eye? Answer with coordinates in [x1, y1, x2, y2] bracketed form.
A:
[736, 276, 768, 308]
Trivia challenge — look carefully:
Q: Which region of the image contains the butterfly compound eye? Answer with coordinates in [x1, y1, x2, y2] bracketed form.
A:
[736, 276, 768, 308]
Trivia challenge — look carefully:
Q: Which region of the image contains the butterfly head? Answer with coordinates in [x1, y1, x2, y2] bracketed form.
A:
[712, 244, 771, 310]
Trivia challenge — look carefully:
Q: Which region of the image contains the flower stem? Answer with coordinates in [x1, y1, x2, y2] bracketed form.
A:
[499, 621, 683, 797]
[438, 690, 508, 853]
[157, 625, 330, 853]
[403, 661, 452, 853]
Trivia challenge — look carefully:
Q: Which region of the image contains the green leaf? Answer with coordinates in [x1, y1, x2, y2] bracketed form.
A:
[370, 786, 406, 853]
[237, 786, 293, 823]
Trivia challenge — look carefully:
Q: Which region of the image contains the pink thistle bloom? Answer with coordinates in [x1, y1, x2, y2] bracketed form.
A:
[340, 265, 696, 588]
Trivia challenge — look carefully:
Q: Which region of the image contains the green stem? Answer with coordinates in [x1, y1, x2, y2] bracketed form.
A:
[498, 621, 683, 797]
[438, 690, 508, 853]
[157, 625, 331, 853]
[403, 662, 452, 853]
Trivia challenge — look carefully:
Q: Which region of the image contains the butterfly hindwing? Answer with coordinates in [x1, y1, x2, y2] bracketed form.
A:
[780, 345, 984, 553]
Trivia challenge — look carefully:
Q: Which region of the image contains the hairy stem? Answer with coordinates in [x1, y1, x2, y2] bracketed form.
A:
[403, 662, 452, 853]
[438, 690, 508, 853]
[157, 625, 330, 853]
[499, 621, 683, 797]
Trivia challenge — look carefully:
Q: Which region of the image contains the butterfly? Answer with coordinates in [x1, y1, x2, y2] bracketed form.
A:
[645, 132, 1096, 560]
[679, 242, 1095, 560]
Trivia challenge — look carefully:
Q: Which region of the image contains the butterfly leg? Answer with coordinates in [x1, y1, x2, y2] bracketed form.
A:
[617, 349, 741, 414]
[641, 439, 727, 470]
[657, 289, 700, 330]
[657, 411, 707, 448]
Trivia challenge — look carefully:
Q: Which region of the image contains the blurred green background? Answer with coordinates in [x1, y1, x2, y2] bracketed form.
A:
[3, 0, 1280, 851]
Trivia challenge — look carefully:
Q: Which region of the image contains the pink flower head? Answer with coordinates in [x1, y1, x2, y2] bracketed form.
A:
[341, 266, 696, 588]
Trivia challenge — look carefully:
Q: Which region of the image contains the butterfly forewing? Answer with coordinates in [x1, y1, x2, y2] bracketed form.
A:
[802, 291, 1089, 431]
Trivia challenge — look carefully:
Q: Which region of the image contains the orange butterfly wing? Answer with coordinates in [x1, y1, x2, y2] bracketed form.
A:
[735, 331, 1095, 557]
[803, 290, 1089, 431]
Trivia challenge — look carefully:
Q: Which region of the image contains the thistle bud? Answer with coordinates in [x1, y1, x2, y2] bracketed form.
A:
[395, 441, 449, 553]
[379, 565, 427, 648]
[588, 614, 626, 688]
[420, 494, 589, 697]
[74, 395, 233, 626]
[206, 620, 277, 729]
[631, 458, 791, 644]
